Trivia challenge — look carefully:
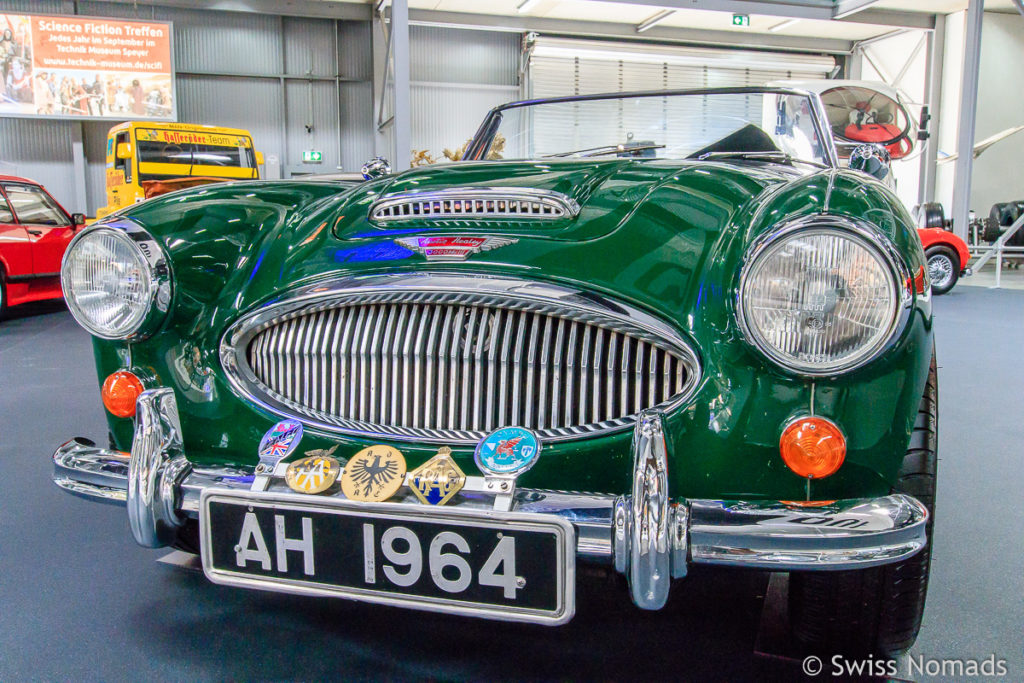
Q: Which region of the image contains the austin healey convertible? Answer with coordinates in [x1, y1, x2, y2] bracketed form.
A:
[54, 87, 936, 657]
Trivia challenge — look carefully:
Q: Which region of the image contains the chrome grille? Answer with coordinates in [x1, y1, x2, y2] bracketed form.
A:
[225, 274, 700, 446]
[226, 276, 700, 444]
[370, 188, 580, 222]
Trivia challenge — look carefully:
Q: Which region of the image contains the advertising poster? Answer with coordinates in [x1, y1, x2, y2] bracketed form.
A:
[0, 12, 175, 120]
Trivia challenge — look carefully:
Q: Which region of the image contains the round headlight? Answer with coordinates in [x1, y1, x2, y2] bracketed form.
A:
[738, 218, 909, 375]
[61, 224, 170, 340]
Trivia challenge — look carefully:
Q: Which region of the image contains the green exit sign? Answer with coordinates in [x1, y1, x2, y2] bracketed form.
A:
[732, 14, 749, 26]
[302, 150, 323, 163]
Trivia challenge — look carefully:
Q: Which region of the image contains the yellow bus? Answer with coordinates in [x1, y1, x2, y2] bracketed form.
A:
[98, 121, 263, 218]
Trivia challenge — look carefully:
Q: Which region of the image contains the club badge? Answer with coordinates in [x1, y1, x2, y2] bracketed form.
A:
[395, 236, 517, 262]
[340, 445, 407, 502]
[256, 420, 304, 474]
[285, 455, 342, 495]
[474, 427, 541, 477]
[409, 447, 466, 506]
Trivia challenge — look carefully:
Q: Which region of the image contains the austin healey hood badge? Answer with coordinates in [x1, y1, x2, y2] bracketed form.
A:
[340, 445, 407, 502]
[285, 455, 342, 495]
[395, 235, 517, 262]
[409, 447, 466, 505]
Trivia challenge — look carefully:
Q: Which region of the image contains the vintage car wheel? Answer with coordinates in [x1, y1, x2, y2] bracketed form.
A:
[925, 247, 959, 295]
[0, 264, 8, 320]
[789, 352, 937, 657]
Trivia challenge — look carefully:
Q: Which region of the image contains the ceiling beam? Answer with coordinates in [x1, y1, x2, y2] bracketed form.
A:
[408, 9, 854, 54]
[591, 0, 934, 29]
[85, 0, 373, 21]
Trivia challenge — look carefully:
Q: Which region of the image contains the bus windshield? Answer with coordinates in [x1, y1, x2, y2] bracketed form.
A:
[134, 128, 256, 179]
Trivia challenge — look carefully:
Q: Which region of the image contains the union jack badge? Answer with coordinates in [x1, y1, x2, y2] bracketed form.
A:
[256, 420, 303, 474]
[395, 235, 517, 261]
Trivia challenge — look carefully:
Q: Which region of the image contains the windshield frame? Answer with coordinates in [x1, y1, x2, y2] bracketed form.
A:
[463, 86, 839, 169]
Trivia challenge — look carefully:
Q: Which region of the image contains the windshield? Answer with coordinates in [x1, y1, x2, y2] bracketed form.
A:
[472, 90, 833, 168]
[134, 128, 256, 179]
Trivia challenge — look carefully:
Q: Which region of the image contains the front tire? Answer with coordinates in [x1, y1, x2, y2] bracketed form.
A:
[926, 246, 959, 295]
[789, 352, 937, 657]
[0, 264, 8, 320]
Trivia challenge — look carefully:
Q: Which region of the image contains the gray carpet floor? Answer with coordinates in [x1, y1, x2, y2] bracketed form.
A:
[0, 286, 1020, 681]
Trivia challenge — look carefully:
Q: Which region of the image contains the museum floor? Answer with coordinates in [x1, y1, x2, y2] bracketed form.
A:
[1, 288, 1020, 681]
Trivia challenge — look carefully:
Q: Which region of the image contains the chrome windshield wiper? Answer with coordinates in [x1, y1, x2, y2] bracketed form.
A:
[544, 143, 666, 158]
[696, 151, 829, 169]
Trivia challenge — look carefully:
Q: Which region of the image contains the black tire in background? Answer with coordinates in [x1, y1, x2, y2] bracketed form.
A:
[913, 202, 946, 230]
[925, 246, 959, 295]
[0, 264, 7, 320]
[789, 352, 937, 658]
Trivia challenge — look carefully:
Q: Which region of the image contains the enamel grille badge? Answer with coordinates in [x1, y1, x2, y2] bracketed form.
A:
[256, 420, 303, 474]
[409, 447, 466, 505]
[340, 445, 407, 502]
[475, 427, 541, 477]
[395, 236, 517, 262]
[285, 455, 341, 495]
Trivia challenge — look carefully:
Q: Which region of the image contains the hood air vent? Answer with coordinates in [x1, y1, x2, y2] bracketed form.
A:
[370, 187, 580, 222]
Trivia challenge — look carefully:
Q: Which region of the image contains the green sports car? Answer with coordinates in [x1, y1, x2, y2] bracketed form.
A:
[54, 87, 936, 657]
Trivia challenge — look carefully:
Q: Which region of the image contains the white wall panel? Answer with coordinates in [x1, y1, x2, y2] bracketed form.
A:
[411, 83, 517, 162]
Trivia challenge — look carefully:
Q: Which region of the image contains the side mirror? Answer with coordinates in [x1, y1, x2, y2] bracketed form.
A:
[255, 150, 265, 165]
[361, 156, 392, 180]
[71, 213, 86, 226]
[115, 142, 132, 160]
[848, 144, 892, 184]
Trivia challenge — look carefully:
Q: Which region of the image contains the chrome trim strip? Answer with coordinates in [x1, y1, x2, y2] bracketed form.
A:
[370, 187, 580, 222]
[736, 215, 913, 377]
[219, 273, 702, 445]
[52, 436, 927, 572]
[200, 489, 576, 626]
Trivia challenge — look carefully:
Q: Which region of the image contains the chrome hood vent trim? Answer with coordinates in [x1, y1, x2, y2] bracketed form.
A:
[221, 274, 700, 445]
[369, 187, 580, 222]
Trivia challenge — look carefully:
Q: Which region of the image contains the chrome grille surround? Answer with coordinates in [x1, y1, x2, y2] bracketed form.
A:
[369, 187, 580, 222]
[220, 273, 701, 445]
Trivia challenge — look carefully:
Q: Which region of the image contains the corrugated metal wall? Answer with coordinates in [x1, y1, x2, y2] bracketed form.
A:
[0, 1, 374, 213]
[409, 26, 520, 163]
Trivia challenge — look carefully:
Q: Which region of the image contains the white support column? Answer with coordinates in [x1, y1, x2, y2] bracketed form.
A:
[951, 0, 985, 240]
[391, 0, 411, 171]
[70, 122, 88, 215]
[919, 13, 945, 206]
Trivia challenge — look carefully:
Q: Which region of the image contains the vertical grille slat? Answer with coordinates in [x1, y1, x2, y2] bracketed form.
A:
[245, 300, 695, 441]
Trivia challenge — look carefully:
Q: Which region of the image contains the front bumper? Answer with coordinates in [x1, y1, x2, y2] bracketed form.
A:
[54, 388, 928, 612]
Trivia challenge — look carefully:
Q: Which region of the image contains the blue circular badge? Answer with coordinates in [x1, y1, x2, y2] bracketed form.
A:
[258, 420, 304, 463]
[474, 427, 541, 477]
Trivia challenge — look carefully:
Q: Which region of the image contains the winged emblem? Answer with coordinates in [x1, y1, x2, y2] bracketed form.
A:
[395, 235, 518, 261]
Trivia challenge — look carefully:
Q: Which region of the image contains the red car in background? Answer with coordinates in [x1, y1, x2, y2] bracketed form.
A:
[0, 175, 84, 318]
[917, 225, 971, 295]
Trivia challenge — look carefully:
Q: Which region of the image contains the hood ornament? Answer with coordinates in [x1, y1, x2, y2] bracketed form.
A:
[395, 235, 517, 261]
[361, 156, 391, 180]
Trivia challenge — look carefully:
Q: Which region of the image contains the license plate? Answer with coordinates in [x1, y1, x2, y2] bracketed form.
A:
[199, 489, 575, 625]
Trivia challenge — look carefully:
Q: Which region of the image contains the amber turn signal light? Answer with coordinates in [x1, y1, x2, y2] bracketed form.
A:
[779, 416, 846, 479]
[101, 371, 144, 418]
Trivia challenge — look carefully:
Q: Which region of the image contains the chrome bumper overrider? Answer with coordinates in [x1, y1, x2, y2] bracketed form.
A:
[53, 389, 928, 612]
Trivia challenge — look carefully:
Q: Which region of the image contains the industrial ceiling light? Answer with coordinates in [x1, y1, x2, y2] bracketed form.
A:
[833, 0, 879, 20]
[768, 18, 801, 32]
[636, 9, 675, 33]
[516, 0, 542, 13]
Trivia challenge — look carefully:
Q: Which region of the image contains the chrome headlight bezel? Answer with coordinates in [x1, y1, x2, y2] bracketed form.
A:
[737, 215, 912, 376]
[60, 220, 172, 341]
